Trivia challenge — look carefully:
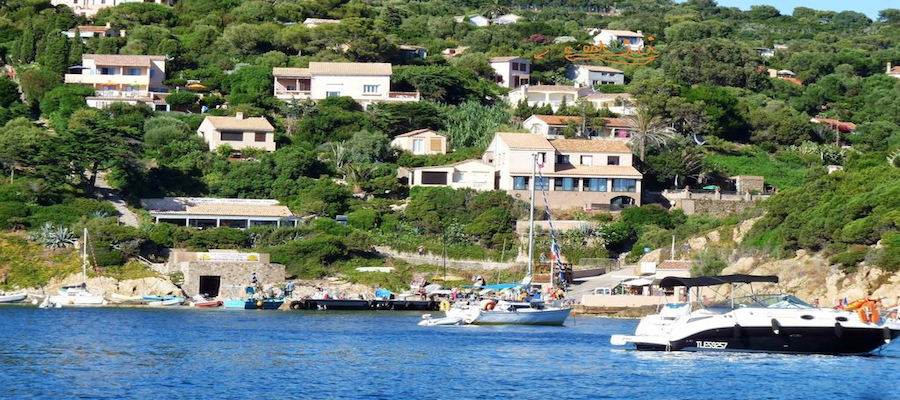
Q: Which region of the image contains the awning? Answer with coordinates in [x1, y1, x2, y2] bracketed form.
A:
[659, 274, 779, 288]
[622, 278, 653, 286]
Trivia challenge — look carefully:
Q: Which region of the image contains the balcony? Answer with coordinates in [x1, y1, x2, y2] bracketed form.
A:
[88, 90, 152, 99]
[388, 91, 421, 101]
[65, 73, 150, 86]
[275, 90, 311, 100]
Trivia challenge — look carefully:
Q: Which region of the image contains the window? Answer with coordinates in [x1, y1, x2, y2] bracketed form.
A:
[554, 177, 575, 191]
[221, 132, 243, 141]
[412, 139, 424, 154]
[534, 177, 550, 191]
[286, 85, 296, 91]
[512, 63, 519, 71]
[513, 176, 529, 190]
[537, 152, 547, 164]
[580, 155, 593, 166]
[453, 172, 465, 182]
[556, 155, 570, 164]
[326, 91, 341, 97]
[363, 84, 379, 94]
[126, 68, 141, 76]
[255, 132, 267, 142]
[607, 156, 620, 166]
[421, 172, 448, 185]
[612, 179, 637, 192]
[99, 67, 114, 75]
[584, 178, 607, 192]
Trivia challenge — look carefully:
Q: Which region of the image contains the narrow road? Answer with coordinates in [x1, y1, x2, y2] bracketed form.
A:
[95, 172, 140, 227]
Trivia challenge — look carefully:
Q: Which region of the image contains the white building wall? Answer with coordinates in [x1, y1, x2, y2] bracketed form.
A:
[310, 75, 391, 103]
[197, 119, 276, 153]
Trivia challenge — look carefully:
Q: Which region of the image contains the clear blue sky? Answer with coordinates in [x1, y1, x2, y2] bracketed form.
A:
[694, 0, 892, 19]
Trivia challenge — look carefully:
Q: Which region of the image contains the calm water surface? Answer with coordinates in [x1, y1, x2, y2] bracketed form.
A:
[1, 306, 898, 399]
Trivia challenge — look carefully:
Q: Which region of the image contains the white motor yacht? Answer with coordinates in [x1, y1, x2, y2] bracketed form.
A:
[611, 274, 900, 355]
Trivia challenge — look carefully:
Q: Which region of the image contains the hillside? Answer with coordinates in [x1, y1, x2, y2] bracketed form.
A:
[0, 0, 899, 284]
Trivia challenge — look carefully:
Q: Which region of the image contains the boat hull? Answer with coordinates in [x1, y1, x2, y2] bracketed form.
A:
[448, 307, 571, 326]
[0, 293, 27, 303]
[634, 326, 900, 355]
[47, 295, 105, 306]
[192, 301, 222, 307]
[224, 299, 284, 310]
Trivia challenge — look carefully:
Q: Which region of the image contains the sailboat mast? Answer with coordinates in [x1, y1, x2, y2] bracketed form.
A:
[82, 228, 88, 284]
[526, 153, 537, 281]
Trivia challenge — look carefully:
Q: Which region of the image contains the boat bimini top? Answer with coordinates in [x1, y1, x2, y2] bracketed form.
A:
[658, 274, 779, 288]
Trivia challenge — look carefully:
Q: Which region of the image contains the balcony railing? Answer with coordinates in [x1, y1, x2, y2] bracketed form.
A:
[388, 91, 420, 100]
[64, 73, 150, 86]
[275, 90, 311, 96]
[90, 90, 151, 99]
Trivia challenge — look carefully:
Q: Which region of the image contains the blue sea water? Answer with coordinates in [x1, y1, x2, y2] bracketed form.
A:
[1, 306, 898, 399]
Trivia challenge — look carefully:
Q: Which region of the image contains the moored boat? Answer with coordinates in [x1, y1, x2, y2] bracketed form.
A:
[224, 298, 284, 310]
[42, 229, 106, 308]
[0, 292, 27, 304]
[148, 298, 183, 307]
[610, 274, 900, 355]
[189, 295, 222, 307]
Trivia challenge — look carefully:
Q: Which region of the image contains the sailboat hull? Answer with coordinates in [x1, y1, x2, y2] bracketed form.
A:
[47, 295, 105, 306]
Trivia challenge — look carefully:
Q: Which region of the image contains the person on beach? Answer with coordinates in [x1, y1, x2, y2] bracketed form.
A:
[284, 281, 295, 299]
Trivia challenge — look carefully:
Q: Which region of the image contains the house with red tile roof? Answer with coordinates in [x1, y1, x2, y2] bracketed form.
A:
[390, 129, 448, 155]
[523, 115, 638, 140]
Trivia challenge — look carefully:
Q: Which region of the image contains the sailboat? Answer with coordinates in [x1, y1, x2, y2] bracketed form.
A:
[420, 153, 571, 326]
[41, 229, 107, 308]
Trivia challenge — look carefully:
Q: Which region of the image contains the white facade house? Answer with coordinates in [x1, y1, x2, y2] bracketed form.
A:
[888, 63, 900, 79]
[584, 93, 635, 115]
[63, 23, 123, 39]
[273, 62, 420, 108]
[197, 113, 276, 154]
[489, 57, 531, 89]
[303, 18, 341, 28]
[390, 129, 448, 155]
[593, 29, 644, 51]
[408, 160, 496, 191]
[523, 115, 637, 140]
[410, 132, 642, 210]
[142, 197, 296, 229]
[454, 14, 490, 27]
[507, 85, 592, 111]
[491, 14, 522, 25]
[485, 133, 641, 210]
[64, 54, 168, 111]
[51, 0, 171, 17]
[567, 65, 625, 86]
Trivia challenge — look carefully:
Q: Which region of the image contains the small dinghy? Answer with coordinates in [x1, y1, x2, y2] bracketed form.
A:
[142, 295, 182, 301]
[148, 298, 183, 307]
[189, 295, 222, 308]
[418, 314, 464, 326]
[0, 292, 27, 304]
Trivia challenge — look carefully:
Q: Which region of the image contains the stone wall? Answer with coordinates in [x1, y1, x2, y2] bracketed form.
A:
[179, 262, 286, 297]
[681, 198, 760, 217]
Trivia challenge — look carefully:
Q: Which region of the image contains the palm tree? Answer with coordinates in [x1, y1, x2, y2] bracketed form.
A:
[624, 105, 674, 162]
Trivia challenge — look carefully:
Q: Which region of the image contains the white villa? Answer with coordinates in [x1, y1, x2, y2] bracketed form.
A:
[593, 29, 644, 51]
[142, 197, 297, 229]
[584, 93, 635, 115]
[454, 14, 490, 27]
[507, 85, 592, 111]
[523, 115, 637, 140]
[51, 0, 171, 17]
[273, 62, 420, 108]
[390, 129, 448, 155]
[197, 113, 276, 154]
[491, 14, 523, 25]
[64, 54, 168, 111]
[489, 56, 531, 89]
[567, 65, 625, 86]
[63, 23, 123, 39]
[409, 133, 641, 210]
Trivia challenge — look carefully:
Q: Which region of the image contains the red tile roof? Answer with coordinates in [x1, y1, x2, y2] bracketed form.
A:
[531, 115, 635, 128]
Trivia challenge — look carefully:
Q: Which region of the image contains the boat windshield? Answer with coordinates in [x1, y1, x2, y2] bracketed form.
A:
[708, 294, 812, 310]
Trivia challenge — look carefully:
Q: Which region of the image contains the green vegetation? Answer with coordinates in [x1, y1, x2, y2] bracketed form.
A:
[0, 0, 899, 282]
